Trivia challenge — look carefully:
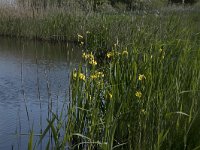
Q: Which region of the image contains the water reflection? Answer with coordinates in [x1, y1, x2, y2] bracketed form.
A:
[0, 37, 82, 149]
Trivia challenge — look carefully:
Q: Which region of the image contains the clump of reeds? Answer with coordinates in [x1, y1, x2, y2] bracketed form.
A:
[20, 4, 200, 150]
[65, 10, 200, 150]
[0, 2, 199, 45]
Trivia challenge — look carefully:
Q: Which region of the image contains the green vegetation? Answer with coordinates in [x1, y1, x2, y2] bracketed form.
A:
[1, 0, 200, 149]
[0, 0, 199, 42]
[64, 11, 200, 149]
[35, 10, 200, 150]
[15, 0, 165, 11]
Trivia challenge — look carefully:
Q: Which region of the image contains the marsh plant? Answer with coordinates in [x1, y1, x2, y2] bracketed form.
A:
[67, 41, 200, 150]
[34, 10, 200, 150]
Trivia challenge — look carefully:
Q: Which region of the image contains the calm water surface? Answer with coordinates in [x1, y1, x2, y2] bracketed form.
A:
[0, 37, 82, 149]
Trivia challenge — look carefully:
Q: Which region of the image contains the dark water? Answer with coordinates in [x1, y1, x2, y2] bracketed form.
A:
[0, 37, 82, 149]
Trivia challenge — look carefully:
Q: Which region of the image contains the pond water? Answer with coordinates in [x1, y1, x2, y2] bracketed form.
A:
[0, 0, 15, 5]
[0, 37, 82, 149]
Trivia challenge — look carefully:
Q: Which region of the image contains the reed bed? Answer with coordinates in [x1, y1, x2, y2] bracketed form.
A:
[0, 4, 199, 44]
[1, 3, 199, 150]
[34, 8, 200, 150]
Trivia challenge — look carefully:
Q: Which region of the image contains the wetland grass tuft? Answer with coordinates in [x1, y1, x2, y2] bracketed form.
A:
[66, 8, 200, 150]
[37, 8, 200, 149]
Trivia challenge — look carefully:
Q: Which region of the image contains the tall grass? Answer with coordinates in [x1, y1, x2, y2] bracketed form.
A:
[65, 10, 200, 150]
[2, 2, 199, 149]
[0, 3, 199, 44]
[28, 8, 200, 150]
